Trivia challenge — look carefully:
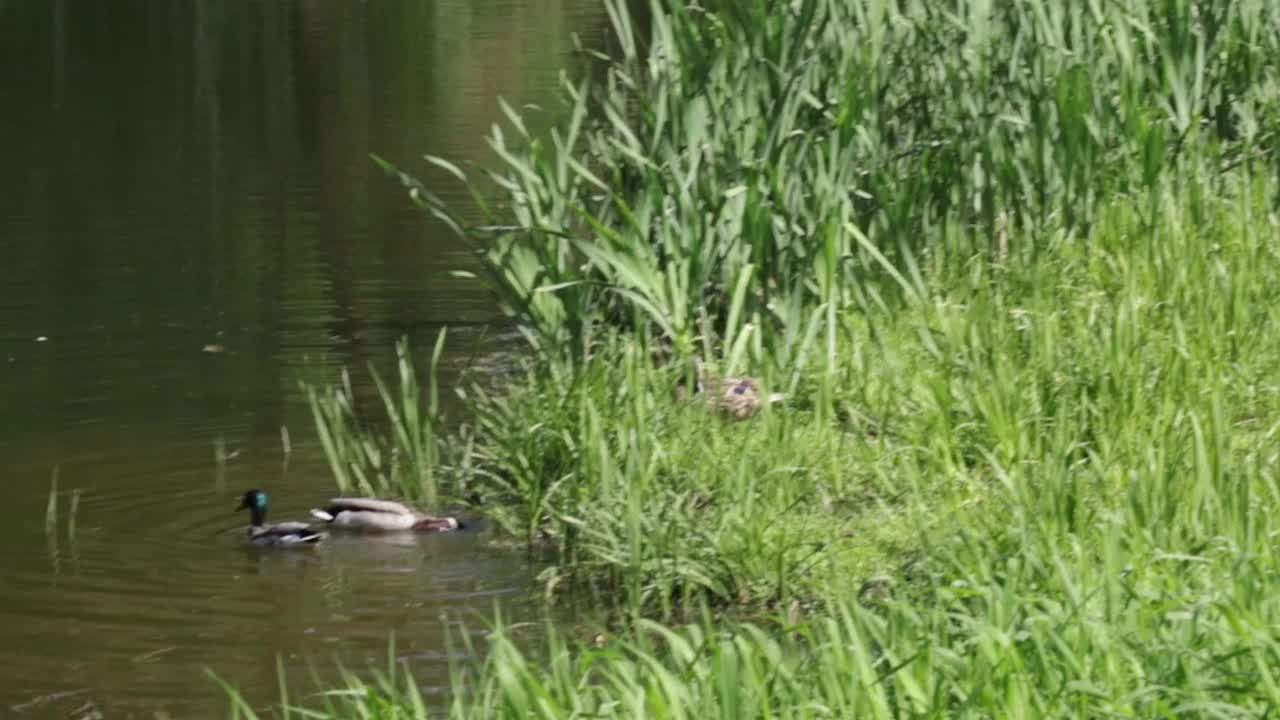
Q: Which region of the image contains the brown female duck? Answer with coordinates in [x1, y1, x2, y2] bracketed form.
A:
[677, 360, 785, 419]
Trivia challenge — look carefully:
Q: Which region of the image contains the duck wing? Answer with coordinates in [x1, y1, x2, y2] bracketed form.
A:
[325, 497, 414, 515]
[269, 521, 318, 533]
[251, 521, 325, 544]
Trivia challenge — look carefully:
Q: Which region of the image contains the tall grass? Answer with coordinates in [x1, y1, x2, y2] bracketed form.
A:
[250, 0, 1280, 715]
[307, 331, 450, 506]
[392, 0, 1279, 373]
[229, 179, 1280, 715]
[378, 0, 1280, 609]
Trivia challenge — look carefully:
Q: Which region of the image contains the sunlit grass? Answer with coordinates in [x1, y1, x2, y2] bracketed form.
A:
[307, 331, 451, 508]
[239, 0, 1280, 715]
[228, 180, 1280, 715]
[44, 465, 58, 535]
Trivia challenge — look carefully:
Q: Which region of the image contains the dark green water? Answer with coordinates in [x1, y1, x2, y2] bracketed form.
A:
[0, 2, 606, 716]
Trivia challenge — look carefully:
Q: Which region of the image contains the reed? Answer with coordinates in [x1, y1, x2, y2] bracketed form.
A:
[377, 0, 1280, 612]
[261, 0, 1280, 715]
[67, 487, 80, 543]
[44, 466, 58, 536]
[213, 436, 228, 493]
[307, 331, 451, 506]
[391, 0, 1280, 384]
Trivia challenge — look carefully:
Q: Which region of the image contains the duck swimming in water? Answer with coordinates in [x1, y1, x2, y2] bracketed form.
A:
[237, 489, 325, 546]
[309, 497, 460, 533]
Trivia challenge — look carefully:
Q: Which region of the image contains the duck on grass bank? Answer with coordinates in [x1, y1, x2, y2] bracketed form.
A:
[700, 375, 786, 419]
[676, 360, 785, 420]
[237, 489, 325, 546]
[309, 497, 460, 533]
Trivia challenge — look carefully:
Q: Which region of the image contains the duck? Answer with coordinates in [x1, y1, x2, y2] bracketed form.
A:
[236, 489, 325, 546]
[309, 497, 460, 532]
[676, 359, 785, 419]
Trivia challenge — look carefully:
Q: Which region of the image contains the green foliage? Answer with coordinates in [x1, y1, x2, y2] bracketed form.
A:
[385, 0, 1280, 616]
[231, 184, 1280, 712]
[262, 0, 1280, 716]
[461, 339, 892, 614]
[387, 0, 1280, 375]
[307, 331, 450, 507]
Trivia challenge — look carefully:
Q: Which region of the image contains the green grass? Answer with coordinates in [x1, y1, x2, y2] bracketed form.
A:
[227, 179, 1280, 716]
[307, 332, 451, 508]
[223, 0, 1280, 716]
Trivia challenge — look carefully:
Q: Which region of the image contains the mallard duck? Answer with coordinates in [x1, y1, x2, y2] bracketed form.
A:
[676, 360, 785, 419]
[237, 489, 325, 546]
[309, 497, 460, 532]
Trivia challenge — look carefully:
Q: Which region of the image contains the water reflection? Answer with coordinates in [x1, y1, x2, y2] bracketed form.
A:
[0, 0, 607, 715]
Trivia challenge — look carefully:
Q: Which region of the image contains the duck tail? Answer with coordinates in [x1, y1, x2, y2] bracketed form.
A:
[413, 516, 460, 532]
[310, 509, 335, 522]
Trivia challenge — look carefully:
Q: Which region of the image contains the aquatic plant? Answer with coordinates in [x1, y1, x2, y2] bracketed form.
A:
[67, 487, 80, 543]
[390, 0, 1280, 381]
[223, 550, 1280, 717]
[257, 0, 1280, 715]
[307, 331, 450, 508]
[370, 0, 1280, 610]
[44, 466, 58, 535]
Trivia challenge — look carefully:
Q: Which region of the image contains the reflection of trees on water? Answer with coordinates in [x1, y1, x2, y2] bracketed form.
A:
[0, 4, 608, 715]
[0, 0, 609, 439]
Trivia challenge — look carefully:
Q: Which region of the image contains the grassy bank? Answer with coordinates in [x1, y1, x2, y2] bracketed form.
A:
[227, 0, 1280, 716]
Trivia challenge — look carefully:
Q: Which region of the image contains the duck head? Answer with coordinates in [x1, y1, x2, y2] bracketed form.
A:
[237, 489, 268, 526]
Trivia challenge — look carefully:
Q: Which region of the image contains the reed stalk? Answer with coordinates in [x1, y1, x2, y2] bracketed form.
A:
[267, 0, 1280, 715]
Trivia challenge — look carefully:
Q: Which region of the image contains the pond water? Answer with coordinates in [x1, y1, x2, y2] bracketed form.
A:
[0, 1, 607, 716]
